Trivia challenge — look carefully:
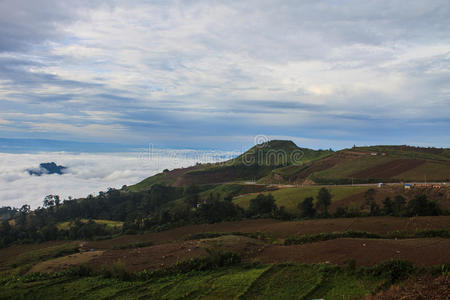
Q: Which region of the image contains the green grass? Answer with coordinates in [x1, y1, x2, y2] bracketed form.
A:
[233, 186, 367, 212]
[240, 264, 323, 299]
[57, 219, 124, 230]
[0, 263, 389, 300]
[0, 266, 270, 300]
[197, 183, 270, 201]
[127, 173, 174, 192]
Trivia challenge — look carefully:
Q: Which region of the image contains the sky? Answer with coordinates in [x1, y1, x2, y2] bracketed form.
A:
[0, 0, 449, 151]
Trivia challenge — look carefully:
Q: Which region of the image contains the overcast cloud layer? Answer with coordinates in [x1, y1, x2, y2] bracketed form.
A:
[0, 0, 449, 150]
[0, 150, 236, 208]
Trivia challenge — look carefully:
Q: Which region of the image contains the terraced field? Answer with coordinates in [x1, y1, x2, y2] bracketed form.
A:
[1, 216, 449, 299]
[0, 264, 387, 300]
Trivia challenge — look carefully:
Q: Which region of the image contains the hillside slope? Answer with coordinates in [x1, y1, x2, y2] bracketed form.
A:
[128, 140, 332, 191]
[129, 142, 450, 192]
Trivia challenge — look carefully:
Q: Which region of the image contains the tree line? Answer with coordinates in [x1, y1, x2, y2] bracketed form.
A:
[0, 185, 445, 248]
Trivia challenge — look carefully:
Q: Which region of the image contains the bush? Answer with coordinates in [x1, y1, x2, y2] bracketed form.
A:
[112, 240, 154, 250]
[284, 231, 381, 245]
[367, 260, 415, 283]
[248, 194, 277, 216]
[101, 260, 131, 280]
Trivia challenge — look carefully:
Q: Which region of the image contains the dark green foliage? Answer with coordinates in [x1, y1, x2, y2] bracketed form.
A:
[273, 206, 295, 220]
[185, 231, 272, 242]
[407, 194, 441, 216]
[101, 260, 131, 280]
[196, 198, 243, 223]
[184, 184, 200, 207]
[316, 188, 332, 215]
[413, 229, 450, 238]
[367, 260, 415, 283]
[382, 197, 393, 215]
[249, 193, 277, 216]
[298, 197, 316, 218]
[112, 240, 154, 250]
[393, 195, 406, 216]
[364, 188, 379, 215]
[136, 250, 242, 280]
[285, 231, 381, 245]
[334, 205, 361, 218]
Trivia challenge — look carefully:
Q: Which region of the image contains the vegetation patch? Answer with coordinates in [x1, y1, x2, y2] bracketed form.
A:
[285, 229, 450, 245]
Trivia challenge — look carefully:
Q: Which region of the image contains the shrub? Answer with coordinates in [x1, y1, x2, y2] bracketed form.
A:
[367, 260, 415, 283]
[284, 231, 381, 245]
[101, 260, 131, 280]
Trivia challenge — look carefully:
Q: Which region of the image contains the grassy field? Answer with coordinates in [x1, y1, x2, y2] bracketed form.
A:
[57, 219, 124, 230]
[0, 264, 387, 300]
[233, 185, 368, 212]
[127, 173, 174, 192]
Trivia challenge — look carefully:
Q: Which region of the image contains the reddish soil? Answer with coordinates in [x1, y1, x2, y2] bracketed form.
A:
[365, 275, 450, 300]
[89, 235, 264, 272]
[257, 238, 450, 267]
[86, 216, 450, 250]
[351, 159, 426, 179]
[88, 236, 450, 272]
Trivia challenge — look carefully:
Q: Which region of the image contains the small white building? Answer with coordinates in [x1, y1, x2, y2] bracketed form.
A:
[404, 183, 412, 189]
[378, 183, 384, 188]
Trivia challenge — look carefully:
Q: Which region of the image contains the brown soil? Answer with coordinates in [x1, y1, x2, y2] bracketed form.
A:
[351, 159, 426, 179]
[365, 275, 450, 300]
[89, 235, 264, 272]
[291, 151, 360, 183]
[256, 238, 450, 267]
[85, 216, 450, 250]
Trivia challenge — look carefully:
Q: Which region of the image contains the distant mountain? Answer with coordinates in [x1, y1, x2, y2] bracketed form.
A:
[28, 162, 67, 176]
[128, 141, 450, 191]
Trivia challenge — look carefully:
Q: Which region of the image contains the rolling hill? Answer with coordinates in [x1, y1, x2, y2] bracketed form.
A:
[129, 141, 450, 192]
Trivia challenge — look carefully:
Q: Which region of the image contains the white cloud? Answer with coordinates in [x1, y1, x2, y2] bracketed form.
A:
[0, 149, 237, 209]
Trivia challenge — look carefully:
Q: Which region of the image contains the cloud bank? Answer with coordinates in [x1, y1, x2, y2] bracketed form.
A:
[0, 150, 237, 208]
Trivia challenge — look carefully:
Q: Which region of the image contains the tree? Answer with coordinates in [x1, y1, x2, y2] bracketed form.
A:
[298, 197, 316, 218]
[393, 195, 406, 216]
[316, 188, 332, 215]
[184, 184, 200, 208]
[364, 189, 378, 215]
[407, 194, 441, 216]
[382, 197, 393, 215]
[249, 194, 277, 216]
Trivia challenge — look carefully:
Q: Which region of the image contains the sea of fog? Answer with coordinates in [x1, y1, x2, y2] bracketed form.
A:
[0, 149, 239, 209]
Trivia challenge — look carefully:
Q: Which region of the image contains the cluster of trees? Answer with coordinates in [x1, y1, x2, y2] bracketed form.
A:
[298, 188, 332, 218]
[0, 184, 445, 248]
[298, 188, 443, 219]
